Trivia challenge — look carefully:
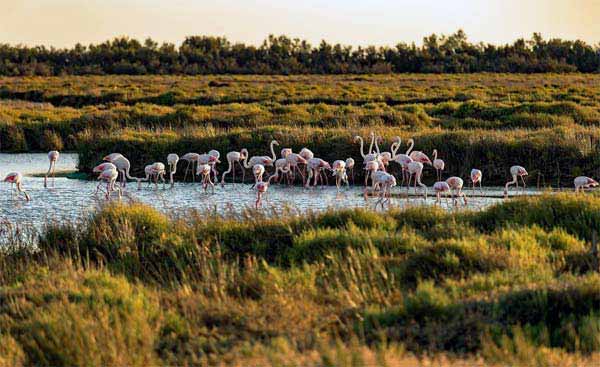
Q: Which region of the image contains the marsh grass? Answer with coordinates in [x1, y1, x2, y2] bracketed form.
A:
[1, 194, 599, 365]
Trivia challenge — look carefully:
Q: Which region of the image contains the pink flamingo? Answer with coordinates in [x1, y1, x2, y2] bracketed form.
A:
[273, 158, 291, 184]
[391, 138, 413, 187]
[354, 132, 378, 164]
[137, 162, 166, 190]
[407, 139, 432, 165]
[97, 168, 121, 200]
[221, 149, 248, 186]
[332, 160, 348, 189]
[198, 163, 215, 193]
[93, 162, 117, 195]
[306, 158, 331, 188]
[574, 176, 598, 193]
[433, 181, 451, 205]
[44, 150, 59, 188]
[4, 172, 30, 201]
[251, 164, 265, 188]
[375, 136, 398, 171]
[103, 153, 136, 187]
[364, 160, 380, 187]
[208, 150, 220, 181]
[167, 153, 179, 188]
[243, 141, 278, 178]
[432, 149, 445, 181]
[285, 153, 307, 185]
[365, 171, 396, 208]
[407, 161, 427, 200]
[281, 148, 293, 159]
[345, 158, 355, 185]
[470, 169, 483, 194]
[299, 147, 314, 161]
[446, 176, 467, 206]
[180, 153, 200, 182]
[504, 165, 528, 198]
[254, 175, 276, 209]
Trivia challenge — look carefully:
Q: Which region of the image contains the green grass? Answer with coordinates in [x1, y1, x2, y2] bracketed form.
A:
[2, 194, 600, 365]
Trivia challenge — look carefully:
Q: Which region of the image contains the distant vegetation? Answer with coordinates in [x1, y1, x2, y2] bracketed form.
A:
[1, 73, 599, 185]
[1, 194, 599, 365]
[1, 31, 599, 75]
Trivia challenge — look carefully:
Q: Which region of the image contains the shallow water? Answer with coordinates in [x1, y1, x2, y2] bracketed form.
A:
[0, 153, 543, 234]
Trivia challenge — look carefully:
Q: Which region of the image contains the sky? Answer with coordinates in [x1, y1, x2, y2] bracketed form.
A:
[1, 0, 598, 48]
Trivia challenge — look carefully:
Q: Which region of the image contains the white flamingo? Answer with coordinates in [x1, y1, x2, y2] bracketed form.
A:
[97, 168, 121, 200]
[44, 150, 59, 188]
[4, 172, 30, 201]
[198, 163, 215, 193]
[345, 158, 355, 184]
[446, 176, 467, 206]
[432, 149, 445, 181]
[103, 153, 136, 187]
[251, 164, 265, 188]
[332, 160, 348, 189]
[504, 165, 528, 197]
[407, 161, 427, 200]
[433, 181, 451, 205]
[306, 158, 331, 188]
[574, 176, 598, 193]
[221, 149, 247, 186]
[167, 153, 179, 187]
[470, 169, 483, 194]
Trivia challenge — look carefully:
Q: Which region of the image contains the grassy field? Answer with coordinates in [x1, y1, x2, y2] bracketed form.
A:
[1, 74, 600, 185]
[1, 194, 599, 366]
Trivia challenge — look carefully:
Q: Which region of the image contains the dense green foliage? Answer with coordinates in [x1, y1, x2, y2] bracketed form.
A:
[1, 31, 599, 76]
[1, 194, 599, 365]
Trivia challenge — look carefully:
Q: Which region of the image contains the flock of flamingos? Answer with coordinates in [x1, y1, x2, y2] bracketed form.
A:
[3, 132, 600, 208]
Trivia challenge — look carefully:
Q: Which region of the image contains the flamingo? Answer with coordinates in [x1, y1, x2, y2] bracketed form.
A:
[446, 176, 467, 206]
[180, 153, 200, 182]
[299, 147, 314, 161]
[354, 132, 378, 164]
[44, 150, 59, 188]
[574, 176, 598, 193]
[332, 160, 348, 189]
[391, 138, 414, 186]
[433, 181, 451, 205]
[103, 153, 136, 187]
[375, 136, 397, 170]
[254, 175, 276, 209]
[432, 149, 445, 181]
[93, 162, 117, 195]
[137, 162, 166, 190]
[97, 168, 121, 200]
[285, 153, 307, 185]
[221, 149, 247, 186]
[364, 160, 380, 187]
[274, 158, 291, 184]
[407, 139, 432, 165]
[167, 153, 179, 187]
[251, 164, 265, 188]
[306, 158, 331, 188]
[243, 141, 278, 178]
[470, 169, 483, 194]
[4, 172, 30, 201]
[197, 163, 215, 193]
[208, 150, 220, 181]
[504, 165, 528, 198]
[345, 158, 355, 185]
[407, 161, 427, 200]
[365, 171, 396, 208]
[281, 148, 293, 159]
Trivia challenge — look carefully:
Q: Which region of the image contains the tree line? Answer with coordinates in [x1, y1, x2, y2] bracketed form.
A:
[1, 30, 598, 75]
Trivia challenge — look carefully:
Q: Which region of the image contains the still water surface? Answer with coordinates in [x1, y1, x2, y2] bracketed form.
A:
[0, 153, 541, 234]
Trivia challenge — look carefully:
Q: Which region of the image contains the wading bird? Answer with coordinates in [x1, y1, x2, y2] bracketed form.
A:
[446, 176, 467, 206]
[285, 153, 307, 185]
[254, 175, 276, 209]
[407, 139, 432, 166]
[332, 160, 348, 189]
[221, 149, 248, 186]
[137, 162, 166, 190]
[44, 150, 59, 188]
[167, 153, 179, 187]
[4, 172, 30, 201]
[504, 165, 528, 198]
[306, 158, 331, 188]
[574, 176, 598, 193]
[432, 149, 445, 181]
[354, 132, 378, 164]
[97, 167, 121, 200]
[365, 170, 396, 209]
[407, 161, 427, 200]
[433, 181, 451, 205]
[345, 157, 355, 184]
[103, 153, 136, 187]
[198, 163, 215, 193]
[470, 169, 483, 194]
[252, 164, 265, 188]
